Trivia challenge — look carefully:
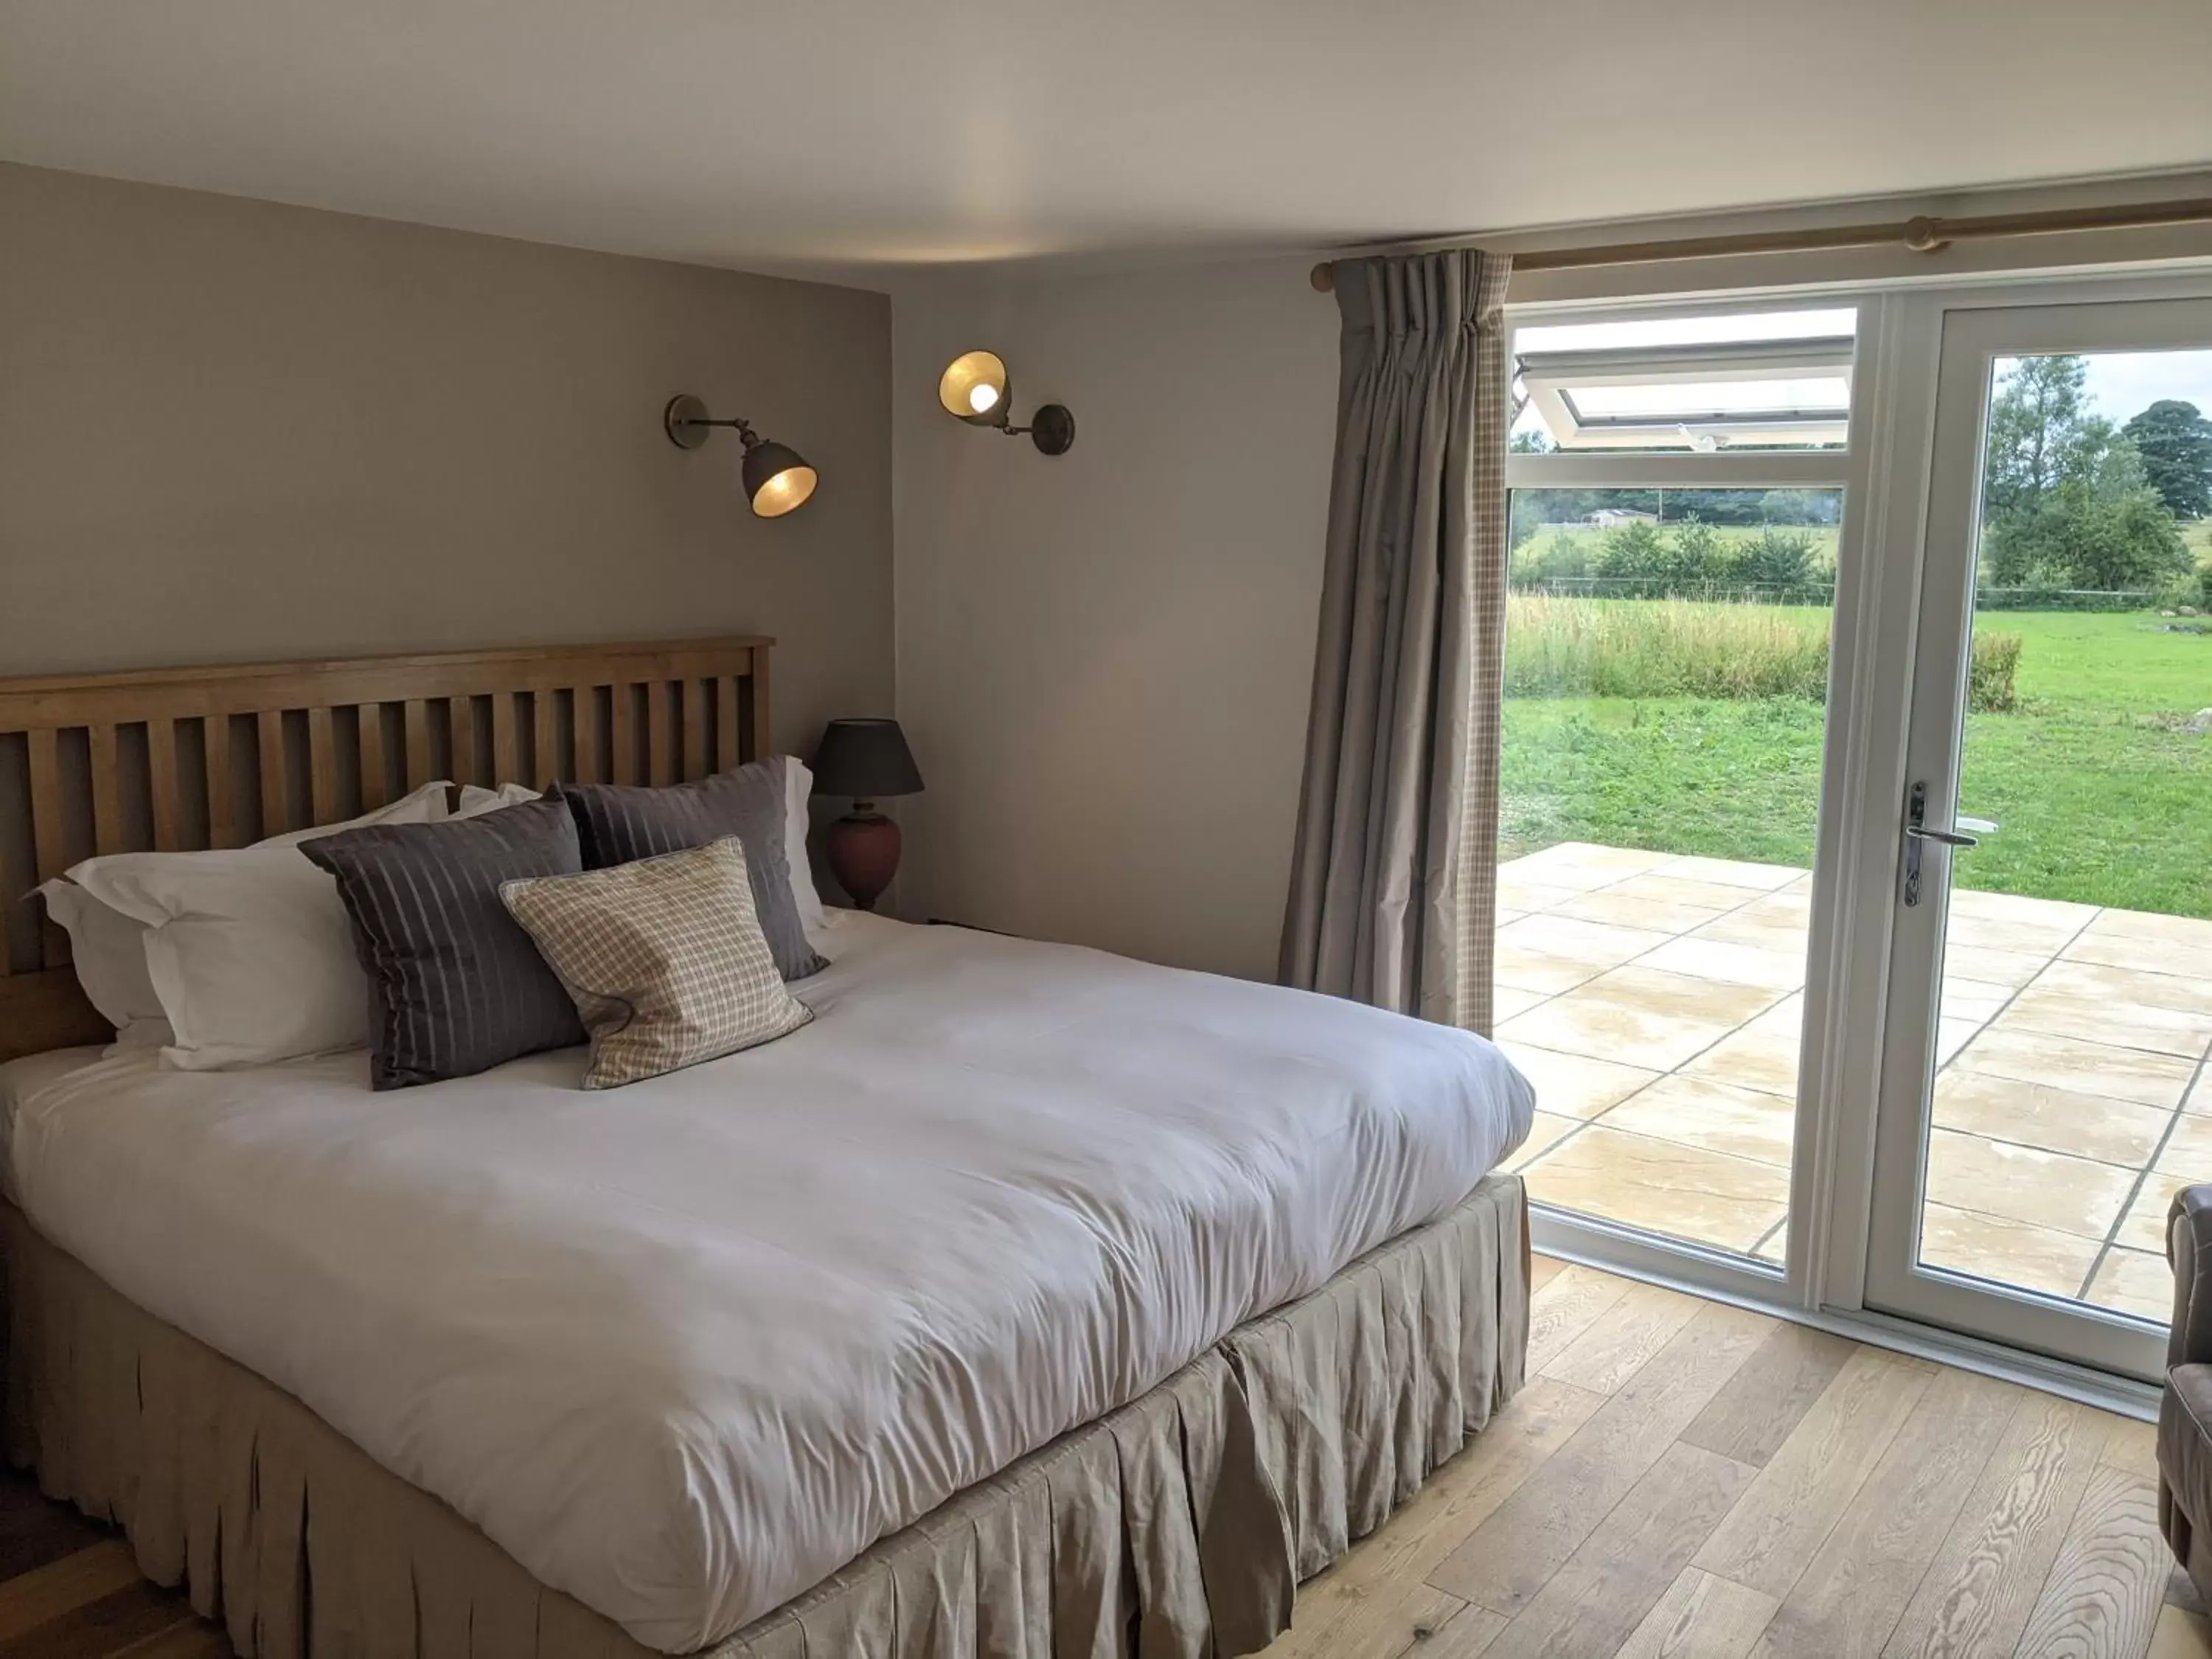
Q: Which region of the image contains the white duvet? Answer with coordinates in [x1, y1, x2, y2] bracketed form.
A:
[7, 914, 1532, 1651]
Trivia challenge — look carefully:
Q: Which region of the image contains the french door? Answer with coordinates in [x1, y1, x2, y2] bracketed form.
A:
[1863, 294, 2212, 1382]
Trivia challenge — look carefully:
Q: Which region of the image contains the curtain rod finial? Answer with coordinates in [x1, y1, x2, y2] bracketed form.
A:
[1310, 262, 1335, 293]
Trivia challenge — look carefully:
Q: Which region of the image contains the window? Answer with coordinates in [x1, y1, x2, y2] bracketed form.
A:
[1513, 308, 1856, 453]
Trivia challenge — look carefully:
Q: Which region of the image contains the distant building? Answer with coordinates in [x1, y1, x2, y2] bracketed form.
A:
[1589, 508, 1659, 528]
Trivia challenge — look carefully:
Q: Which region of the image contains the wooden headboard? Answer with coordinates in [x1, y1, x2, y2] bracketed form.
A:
[0, 637, 773, 1063]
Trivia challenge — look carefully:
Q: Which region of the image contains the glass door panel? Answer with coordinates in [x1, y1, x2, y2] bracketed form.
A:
[1868, 298, 2212, 1379]
[1496, 482, 1844, 1267]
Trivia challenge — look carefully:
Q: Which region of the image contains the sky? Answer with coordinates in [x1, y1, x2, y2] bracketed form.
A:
[2072, 350, 2212, 425]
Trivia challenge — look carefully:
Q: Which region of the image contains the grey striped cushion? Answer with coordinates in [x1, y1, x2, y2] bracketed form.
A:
[551, 762, 827, 981]
[302, 796, 587, 1089]
[501, 838, 813, 1089]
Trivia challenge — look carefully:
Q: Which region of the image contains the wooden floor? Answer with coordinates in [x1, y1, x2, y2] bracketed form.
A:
[0, 1254, 2207, 1658]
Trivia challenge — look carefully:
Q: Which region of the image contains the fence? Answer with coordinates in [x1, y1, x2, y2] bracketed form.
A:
[1507, 576, 2159, 612]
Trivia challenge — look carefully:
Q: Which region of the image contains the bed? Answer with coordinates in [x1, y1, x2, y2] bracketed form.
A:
[0, 639, 1534, 1659]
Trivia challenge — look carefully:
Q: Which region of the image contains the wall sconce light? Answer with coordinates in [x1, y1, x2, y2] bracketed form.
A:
[936, 351, 1075, 456]
[664, 394, 818, 518]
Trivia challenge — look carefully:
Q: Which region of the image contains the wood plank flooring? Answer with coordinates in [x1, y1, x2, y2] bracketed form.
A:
[0, 1255, 2205, 1658]
[1262, 1257, 2211, 1659]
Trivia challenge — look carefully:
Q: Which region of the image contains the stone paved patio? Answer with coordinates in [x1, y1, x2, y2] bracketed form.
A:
[1495, 841, 2212, 1322]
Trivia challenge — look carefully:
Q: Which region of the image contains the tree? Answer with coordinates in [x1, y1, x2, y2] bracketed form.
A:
[2123, 399, 2212, 520]
[1978, 355, 2192, 594]
[1983, 355, 2128, 518]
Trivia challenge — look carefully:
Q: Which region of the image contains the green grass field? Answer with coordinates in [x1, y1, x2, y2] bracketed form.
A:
[1501, 608, 2212, 917]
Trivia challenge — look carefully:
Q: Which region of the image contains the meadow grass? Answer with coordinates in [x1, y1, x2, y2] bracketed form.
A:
[1500, 606, 2212, 917]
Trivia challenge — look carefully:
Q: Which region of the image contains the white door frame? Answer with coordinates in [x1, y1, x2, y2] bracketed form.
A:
[1859, 290, 2212, 1383]
[1509, 267, 2212, 1408]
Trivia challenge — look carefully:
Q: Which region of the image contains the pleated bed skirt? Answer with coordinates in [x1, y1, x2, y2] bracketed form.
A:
[3, 1174, 1528, 1659]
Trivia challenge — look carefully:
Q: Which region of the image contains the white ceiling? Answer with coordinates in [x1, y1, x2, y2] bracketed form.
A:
[4, 1, 2211, 281]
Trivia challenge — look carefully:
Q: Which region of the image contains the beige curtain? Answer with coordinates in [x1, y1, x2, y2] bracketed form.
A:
[1279, 249, 1512, 1032]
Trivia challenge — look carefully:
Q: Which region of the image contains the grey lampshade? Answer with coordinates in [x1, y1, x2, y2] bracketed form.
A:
[812, 718, 923, 799]
[742, 440, 818, 518]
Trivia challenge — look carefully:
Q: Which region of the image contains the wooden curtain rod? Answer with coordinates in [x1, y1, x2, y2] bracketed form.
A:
[1307, 196, 2212, 291]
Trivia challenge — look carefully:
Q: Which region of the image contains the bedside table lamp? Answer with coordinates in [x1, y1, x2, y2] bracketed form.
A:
[811, 718, 924, 911]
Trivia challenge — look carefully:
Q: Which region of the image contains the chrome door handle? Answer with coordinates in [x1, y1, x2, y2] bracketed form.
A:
[1902, 782, 1980, 907]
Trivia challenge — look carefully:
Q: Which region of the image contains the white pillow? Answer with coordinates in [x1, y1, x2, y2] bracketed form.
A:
[58, 780, 455, 1070]
[456, 782, 541, 815]
[34, 881, 175, 1051]
[783, 756, 826, 932]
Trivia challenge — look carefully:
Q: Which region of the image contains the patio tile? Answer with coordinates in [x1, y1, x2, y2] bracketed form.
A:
[1495, 992, 1737, 1074]
[1938, 978, 2014, 1025]
[2031, 957, 2212, 1018]
[1500, 841, 1672, 890]
[1495, 945, 1607, 997]
[2084, 1248, 2173, 1321]
[2119, 1177, 2187, 1253]
[1492, 984, 1554, 1023]
[1497, 914, 1673, 973]
[1495, 1041, 1660, 1120]
[2157, 1112, 2212, 1177]
[2190, 1069, 2212, 1116]
[1654, 854, 1801, 891]
[1551, 887, 1729, 936]
[1571, 964, 1786, 1028]
[1605, 872, 1778, 912]
[2088, 908, 2212, 950]
[1517, 1125, 1788, 1253]
[1998, 987, 2212, 1060]
[1950, 888, 2101, 931]
[1918, 1203, 2102, 1300]
[2063, 931, 2212, 982]
[1635, 934, 1806, 993]
[1504, 1110, 1582, 1174]
[1923, 1127, 2136, 1241]
[1931, 1069, 2175, 1168]
[1944, 942, 2054, 990]
[1691, 910, 1813, 952]
[1496, 877, 1585, 914]
[1950, 1026, 2198, 1111]
[1497, 908, 1529, 928]
[1680, 997, 1805, 1099]
[1948, 911, 2085, 956]
[1935, 1016, 1983, 1067]
[1601, 1074, 1795, 1169]
[1753, 1222, 1788, 1265]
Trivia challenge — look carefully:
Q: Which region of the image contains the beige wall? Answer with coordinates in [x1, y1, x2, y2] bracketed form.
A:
[890, 258, 1338, 979]
[0, 163, 894, 757]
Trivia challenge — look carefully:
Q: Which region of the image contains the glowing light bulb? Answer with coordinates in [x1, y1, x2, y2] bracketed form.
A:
[968, 383, 999, 414]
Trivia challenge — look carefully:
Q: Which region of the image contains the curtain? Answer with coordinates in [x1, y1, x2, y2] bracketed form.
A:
[1279, 249, 1512, 1032]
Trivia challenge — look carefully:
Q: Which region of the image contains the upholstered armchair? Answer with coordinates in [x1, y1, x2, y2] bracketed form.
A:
[2162, 1186, 2212, 1597]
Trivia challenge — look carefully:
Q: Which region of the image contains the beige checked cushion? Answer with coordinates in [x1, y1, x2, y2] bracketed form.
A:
[499, 837, 813, 1089]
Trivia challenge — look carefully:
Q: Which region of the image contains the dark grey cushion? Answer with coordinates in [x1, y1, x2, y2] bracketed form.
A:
[302, 796, 587, 1090]
[551, 762, 827, 981]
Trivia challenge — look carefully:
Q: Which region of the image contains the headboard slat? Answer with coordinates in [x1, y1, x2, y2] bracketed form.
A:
[27, 728, 69, 963]
[149, 719, 184, 851]
[648, 683, 675, 788]
[307, 707, 340, 826]
[612, 686, 638, 784]
[403, 701, 433, 791]
[0, 636, 773, 1064]
[89, 725, 125, 858]
[257, 711, 287, 840]
[492, 694, 520, 789]
[360, 708, 389, 810]
[574, 686, 605, 785]
[535, 691, 559, 791]
[208, 714, 238, 849]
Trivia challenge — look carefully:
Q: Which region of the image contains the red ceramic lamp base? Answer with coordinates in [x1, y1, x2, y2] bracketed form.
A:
[826, 811, 901, 911]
